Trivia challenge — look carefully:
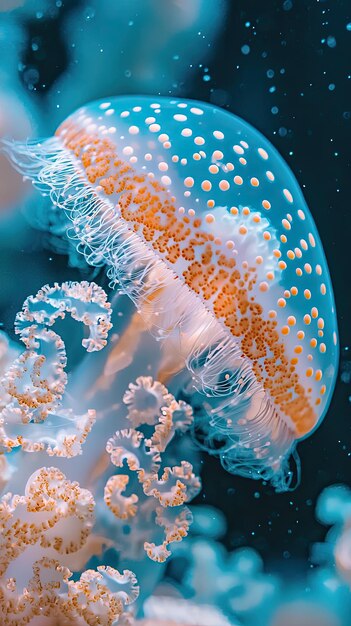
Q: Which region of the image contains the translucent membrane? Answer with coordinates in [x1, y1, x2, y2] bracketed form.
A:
[1, 96, 338, 490]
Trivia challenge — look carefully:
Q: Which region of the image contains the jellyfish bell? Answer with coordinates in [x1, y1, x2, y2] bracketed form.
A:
[1, 96, 338, 491]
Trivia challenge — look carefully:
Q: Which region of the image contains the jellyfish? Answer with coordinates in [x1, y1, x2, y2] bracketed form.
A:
[166, 509, 278, 625]
[1, 96, 338, 490]
[312, 484, 351, 587]
[46, 0, 227, 126]
[161, 505, 351, 626]
[0, 280, 202, 620]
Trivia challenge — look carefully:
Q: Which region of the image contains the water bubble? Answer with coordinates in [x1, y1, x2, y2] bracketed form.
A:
[84, 7, 95, 20]
[328, 83, 335, 91]
[283, 0, 293, 10]
[326, 35, 336, 48]
[271, 106, 279, 115]
[267, 69, 275, 79]
[203, 74, 211, 82]
[279, 127, 288, 137]
[211, 89, 229, 106]
[23, 67, 40, 89]
[241, 44, 250, 55]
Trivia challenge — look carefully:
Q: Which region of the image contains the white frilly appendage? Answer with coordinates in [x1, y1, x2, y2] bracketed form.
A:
[0, 466, 139, 625]
[1, 137, 297, 491]
[0, 280, 112, 458]
[104, 376, 201, 563]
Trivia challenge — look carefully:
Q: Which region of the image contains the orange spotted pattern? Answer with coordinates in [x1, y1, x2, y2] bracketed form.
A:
[57, 122, 316, 436]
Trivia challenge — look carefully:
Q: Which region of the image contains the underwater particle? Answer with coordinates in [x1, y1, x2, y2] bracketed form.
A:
[283, 0, 293, 10]
[0, 466, 139, 624]
[326, 36, 337, 48]
[1, 96, 338, 491]
[328, 83, 336, 91]
[340, 349, 351, 383]
[22, 66, 40, 90]
[241, 44, 250, 55]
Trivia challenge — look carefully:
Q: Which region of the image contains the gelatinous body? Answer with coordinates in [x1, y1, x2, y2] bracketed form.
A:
[2, 96, 338, 490]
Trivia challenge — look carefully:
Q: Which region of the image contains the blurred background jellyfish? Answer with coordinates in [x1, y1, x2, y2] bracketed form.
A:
[0, 16, 38, 214]
[2, 95, 338, 490]
[149, 502, 351, 626]
[48, 0, 228, 127]
[265, 563, 351, 626]
[269, 600, 341, 626]
[160, 504, 278, 626]
[312, 484, 351, 587]
[121, 497, 351, 626]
